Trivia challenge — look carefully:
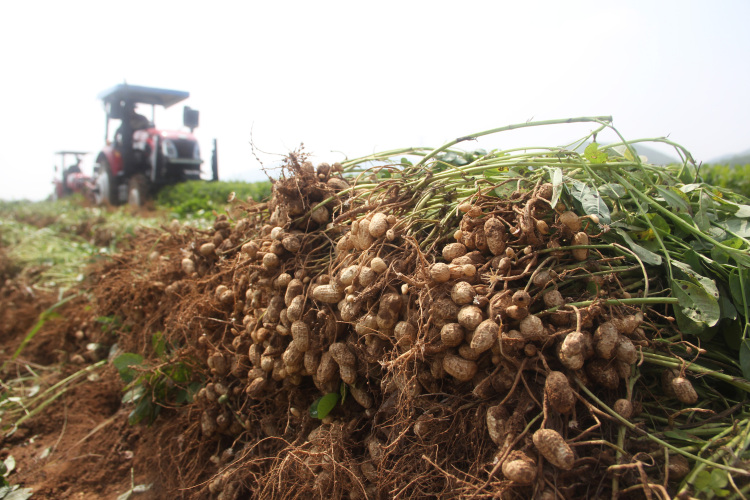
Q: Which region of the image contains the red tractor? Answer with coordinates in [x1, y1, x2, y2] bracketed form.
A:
[92, 84, 218, 206]
[52, 150, 95, 200]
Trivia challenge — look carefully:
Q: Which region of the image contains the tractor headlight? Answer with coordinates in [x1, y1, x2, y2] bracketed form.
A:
[193, 142, 201, 160]
[162, 139, 178, 159]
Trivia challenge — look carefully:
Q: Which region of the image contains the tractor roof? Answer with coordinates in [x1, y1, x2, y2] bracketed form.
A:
[98, 84, 190, 108]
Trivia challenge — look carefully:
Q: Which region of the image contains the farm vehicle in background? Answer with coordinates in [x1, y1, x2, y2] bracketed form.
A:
[52, 151, 96, 200]
[92, 84, 218, 207]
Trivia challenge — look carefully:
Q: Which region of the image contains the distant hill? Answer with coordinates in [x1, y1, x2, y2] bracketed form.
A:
[576, 142, 678, 166]
[625, 144, 679, 166]
[707, 148, 750, 166]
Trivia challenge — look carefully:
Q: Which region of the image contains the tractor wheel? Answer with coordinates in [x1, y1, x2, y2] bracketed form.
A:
[93, 158, 117, 205]
[128, 174, 150, 208]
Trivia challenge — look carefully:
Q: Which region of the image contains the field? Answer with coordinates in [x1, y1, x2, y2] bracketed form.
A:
[2, 119, 750, 499]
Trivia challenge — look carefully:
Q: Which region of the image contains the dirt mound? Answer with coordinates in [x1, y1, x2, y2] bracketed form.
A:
[58, 155, 678, 499]
[3, 146, 748, 499]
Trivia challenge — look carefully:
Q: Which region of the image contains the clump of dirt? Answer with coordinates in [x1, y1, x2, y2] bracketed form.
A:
[1, 366, 163, 500]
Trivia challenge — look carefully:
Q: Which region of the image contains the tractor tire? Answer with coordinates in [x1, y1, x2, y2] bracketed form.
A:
[94, 158, 117, 205]
[128, 174, 150, 208]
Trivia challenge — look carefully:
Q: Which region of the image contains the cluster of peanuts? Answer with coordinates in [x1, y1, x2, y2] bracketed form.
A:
[169, 163, 702, 495]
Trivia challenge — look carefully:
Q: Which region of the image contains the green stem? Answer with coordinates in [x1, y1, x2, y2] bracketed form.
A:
[641, 352, 750, 394]
[613, 172, 750, 267]
[412, 116, 613, 173]
[574, 378, 750, 477]
[538, 297, 678, 316]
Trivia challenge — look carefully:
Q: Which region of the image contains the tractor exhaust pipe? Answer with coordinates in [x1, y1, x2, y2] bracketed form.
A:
[211, 139, 219, 182]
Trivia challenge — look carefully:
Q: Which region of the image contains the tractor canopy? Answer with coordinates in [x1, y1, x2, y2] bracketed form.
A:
[98, 84, 190, 108]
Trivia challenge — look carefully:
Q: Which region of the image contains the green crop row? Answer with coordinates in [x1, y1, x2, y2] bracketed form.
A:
[155, 180, 272, 217]
[700, 164, 750, 199]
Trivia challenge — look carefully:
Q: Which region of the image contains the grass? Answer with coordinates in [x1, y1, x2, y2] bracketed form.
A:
[155, 179, 272, 218]
[0, 198, 164, 291]
[701, 164, 750, 199]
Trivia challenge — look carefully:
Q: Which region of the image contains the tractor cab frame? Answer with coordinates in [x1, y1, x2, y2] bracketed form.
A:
[52, 150, 92, 200]
[93, 84, 213, 206]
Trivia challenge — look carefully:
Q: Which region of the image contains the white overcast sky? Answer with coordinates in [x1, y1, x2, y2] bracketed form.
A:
[1, 0, 749, 201]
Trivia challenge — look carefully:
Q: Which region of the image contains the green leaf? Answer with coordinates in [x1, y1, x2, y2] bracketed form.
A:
[309, 392, 340, 419]
[719, 290, 738, 321]
[340, 382, 348, 404]
[710, 469, 729, 490]
[711, 197, 750, 218]
[598, 183, 627, 200]
[724, 319, 743, 351]
[729, 267, 749, 318]
[568, 180, 611, 224]
[584, 142, 608, 164]
[695, 194, 711, 231]
[724, 218, 750, 238]
[648, 213, 671, 236]
[662, 430, 705, 445]
[655, 186, 691, 215]
[175, 389, 190, 405]
[740, 339, 750, 380]
[671, 278, 721, 335]
[492, 182, 515, 199]
[613, 228, 662, 265]
[112, 353, 144, 383]
[152, 332, 166, 358]
[167, 363, 191, 384]
[122, 385, 146, 404]
[671, 261, 719, 301]
[694, 470, 713, 493]
[399, 157, 412, 167]
[129, 395, 159, 425]
[680, 183, 701, 194]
